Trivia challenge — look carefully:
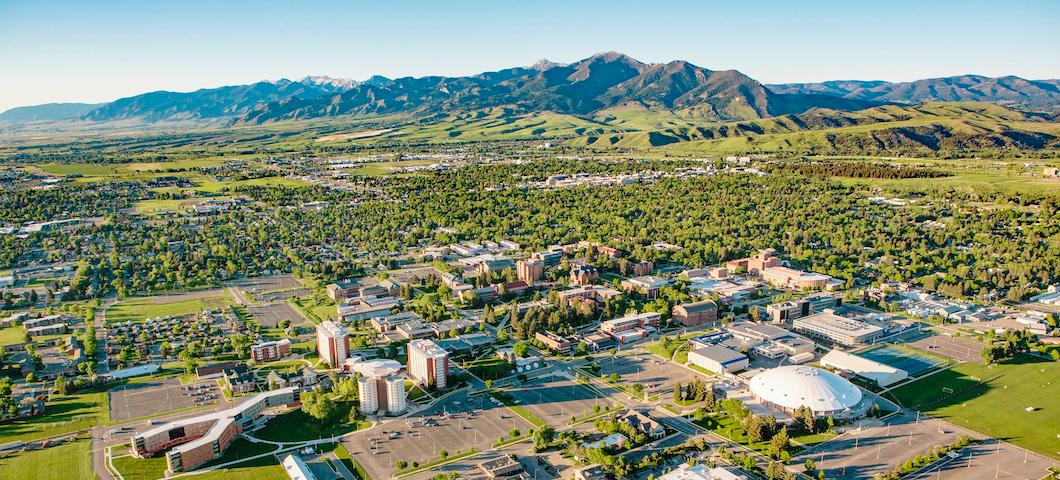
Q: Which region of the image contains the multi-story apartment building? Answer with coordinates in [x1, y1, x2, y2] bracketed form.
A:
[316, 320, 350, 367]
[407, 339, 449, 390]
[250, 338, 291, 362]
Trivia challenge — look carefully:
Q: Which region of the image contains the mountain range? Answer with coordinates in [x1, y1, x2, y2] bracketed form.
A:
[3, 52, 1058, 126]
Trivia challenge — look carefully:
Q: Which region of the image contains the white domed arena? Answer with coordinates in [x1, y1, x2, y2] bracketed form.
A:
[749, 365, 866, 418]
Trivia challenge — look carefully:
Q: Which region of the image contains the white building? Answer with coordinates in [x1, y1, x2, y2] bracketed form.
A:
[688, 345, 748, 374]
[316, 320, 349, 367]
[657, 463, 746, 480]
[407, 339, 449, 390]
[820, 349, 908, 387]
[792, 310, 883, 346]
[282, 454, 317, 480]
[353, 359, 407, 416]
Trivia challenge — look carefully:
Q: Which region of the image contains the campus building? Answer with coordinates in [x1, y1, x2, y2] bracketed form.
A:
[516, 259, 544, 285]
[407, 339, 449, 390]
[535, 331, 571, 355]
[792, 310, 884, 346]
[671, 300, 718, 327]
[570, 264, 599, 285]
[749, 365, 866, 419]
[132, 388, 299, 473]
[619, 275, 673, 299]
[688, 345, 748, 374]
[600, 312, 660, 343]
[250, 338, 291, 362]
[316, 320, 350, 367]
[354, 359, 407, 416]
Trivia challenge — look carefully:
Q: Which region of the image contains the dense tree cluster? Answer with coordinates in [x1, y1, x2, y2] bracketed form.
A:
[0, 159, 1055, 303]
[771, 161, 951, 179]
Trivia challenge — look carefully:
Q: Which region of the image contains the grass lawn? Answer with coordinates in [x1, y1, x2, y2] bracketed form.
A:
[256, 359, 309, 373]
[133, 198, 195, 214]
[0, 325, 26, 346]
[792, 431, 837, 447]
[200, 437, 278, 468]
[489, 391, 547, 428]
[694, 413, 769, 454]
[111, 453, 168, 480]
[107, 294, 230, 323]
[465, 357, 513, 381]
[0, 391, 106, 442]
[0, 438, 93, 480]
[189, 455, 288, 480]
[888, 354, 1060, 458]
[333, 443, 370, 480]
[251, 404, 368, 442]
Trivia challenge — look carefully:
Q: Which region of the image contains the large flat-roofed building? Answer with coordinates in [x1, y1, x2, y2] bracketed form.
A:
[316, 320, 350, 367]
[535, 331, 571, 355]
[600, 312, 660, 334]
[726, 250, 780, 275]
[820, 349, 908, 387]
[766, 294, 843, 323]
[282, 454, 318, 480]
[516, 259, 544, 285]
[132, 388, 299, 473]
[478, 454, 525, 478]
[250, 338, 291, 362]
[766, 299, 810, 323]
[558, 285, 621, 304]
[659, 464, 746, 480]
[761, 266, 840, 290]
[620, 276, 673, 299]
[793, 310, 883, 346]
[688, 346, 748, 374]
[600, 312, 660, 344]
[23, 314, 67, 329]
[672, 300, 718, 327]
[407, 339, 449, 390]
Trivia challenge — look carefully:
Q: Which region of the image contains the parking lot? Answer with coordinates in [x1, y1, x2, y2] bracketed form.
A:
[108, 377, 219, 422]
[249, 302, 307, 327]
[791, 410, 1056, 480]
[502, 375, 613, 428]
[342, 390, 533, 480]
[906, 333, 982, 364]
[596, 351, 704, 393]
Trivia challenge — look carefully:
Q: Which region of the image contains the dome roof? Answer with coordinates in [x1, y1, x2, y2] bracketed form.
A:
[353, 359, 402, 377]
[749, 365, 862, 414]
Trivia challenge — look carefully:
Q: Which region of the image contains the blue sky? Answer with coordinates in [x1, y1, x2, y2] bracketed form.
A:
[1, 0, 1058, 112]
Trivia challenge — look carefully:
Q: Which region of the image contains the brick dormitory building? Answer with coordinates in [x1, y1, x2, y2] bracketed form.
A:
[131, 388, 300, 473]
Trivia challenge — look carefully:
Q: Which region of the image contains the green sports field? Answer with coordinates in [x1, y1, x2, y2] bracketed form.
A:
[0, 439, 93, 480]
[106, 293, 231, 323]
[0, 392, 106, 442]
[888, 355, 1060, 458]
